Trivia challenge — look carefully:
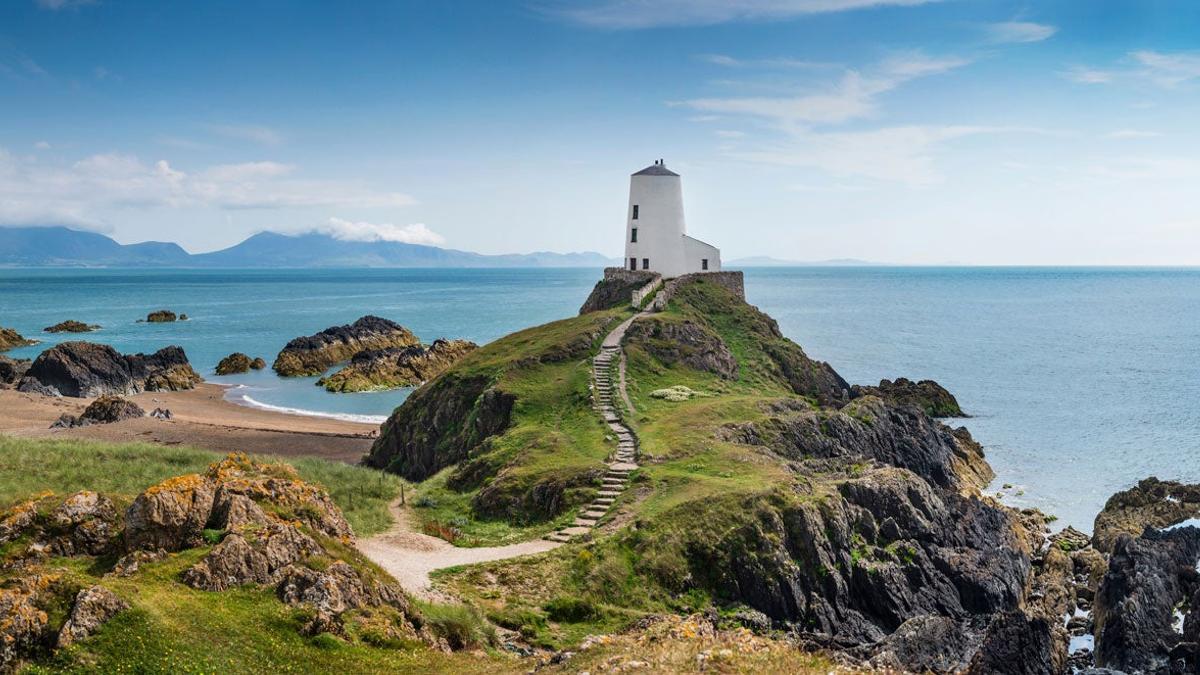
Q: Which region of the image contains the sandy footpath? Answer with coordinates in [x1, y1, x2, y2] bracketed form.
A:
[0, 383, 378, 463]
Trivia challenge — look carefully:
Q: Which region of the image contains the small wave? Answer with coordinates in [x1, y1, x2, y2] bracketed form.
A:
[235, 394, 387, 424]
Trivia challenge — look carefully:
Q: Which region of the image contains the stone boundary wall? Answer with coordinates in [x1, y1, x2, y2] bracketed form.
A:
[650, 271, 745, 312]
[630, 276, 663, 308]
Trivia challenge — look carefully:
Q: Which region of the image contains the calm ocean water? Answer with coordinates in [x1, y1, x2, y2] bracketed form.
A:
[1, 266, 1197, 530]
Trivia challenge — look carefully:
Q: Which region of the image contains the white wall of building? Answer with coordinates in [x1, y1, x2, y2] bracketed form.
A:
[623, 162, 721, 278]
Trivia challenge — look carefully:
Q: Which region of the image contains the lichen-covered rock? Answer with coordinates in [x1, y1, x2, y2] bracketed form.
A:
[0, 355, 31, 387]
[317, 339, 477, 392]
[0, 577, 52, 671]
[0, 492, 121, 559]
[57, 585, 127, 647]
[123, 474, 216, 552]
[181, 523, 319, 591]
[625, 318, 738, 379]
[851, 377, 966, 417]
[276, 560, 406, 614]
[43, 320, 100, 334]
[273, 315, 418, 377]
[145, 309, 177, 322]
[1092, 476, 1200, 553]
[0, 326, 37, 351]
[215, 352, 255, 375]
[17, 342, 201, 398]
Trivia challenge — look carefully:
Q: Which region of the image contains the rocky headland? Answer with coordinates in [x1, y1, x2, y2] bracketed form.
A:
[317, 338, 477, 392]
[17, 341, 202, 397]
[43, 320, 101, 333]
[273, 315, 419, 377]
[0, 327, 38, 351]
[214, 352, 267, 375]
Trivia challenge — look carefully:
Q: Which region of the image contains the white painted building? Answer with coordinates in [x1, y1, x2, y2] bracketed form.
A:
[623, 160, 720, 278]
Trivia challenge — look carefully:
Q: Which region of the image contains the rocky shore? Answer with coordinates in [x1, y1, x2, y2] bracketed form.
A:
[273, 315, 419, 377]
[0, 327, 37, 351]
[43, 320, 101, 333]
[214, 352, 267, 375]
[16, 341, 201, 397]
[317, 338, 477, 392]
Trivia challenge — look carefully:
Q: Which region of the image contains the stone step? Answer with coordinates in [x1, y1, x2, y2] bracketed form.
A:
[610, 462, 639, 472]
[597, 490, 621, 498]
[573, 518, 598, 527]
[545, 532, 572, 543]
[594, 497, 615, 505]
[583, 510, 607, 520]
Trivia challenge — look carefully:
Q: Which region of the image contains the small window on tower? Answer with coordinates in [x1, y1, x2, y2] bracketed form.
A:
[702, 259, 709, 271]
[629, 257, 637, 271]
[632, 205, 639, 220]
[631, 228, 638, 243]
[642, 258, 649, 270]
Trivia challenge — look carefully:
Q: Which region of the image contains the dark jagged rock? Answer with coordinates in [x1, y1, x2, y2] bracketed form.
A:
[43, 320, 100, 333]
[145, 309, 177, 322]
[1093, 527, 1200, 672]
[1093, 476, 1200, 553]
[624, 318, 739, 379]
[57, 586, 128, 647]
[17, 341, 201, 398]
[966, 610, 1066, 674]
[0, 326, 37, 351]
[0, 355, 31, 387]
[317, 338, 477, 392]
[579, 268, 659, 314]
[851, 377, 966, 417]
[215, 352, 256, 375]
[273, 315, 418, 377]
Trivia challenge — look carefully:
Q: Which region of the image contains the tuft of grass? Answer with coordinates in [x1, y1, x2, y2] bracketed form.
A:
[416, 601, 497, 650]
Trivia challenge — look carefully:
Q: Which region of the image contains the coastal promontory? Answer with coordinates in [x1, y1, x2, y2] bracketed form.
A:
[273, 315, 419, 377]
[317, 338, 477, 392]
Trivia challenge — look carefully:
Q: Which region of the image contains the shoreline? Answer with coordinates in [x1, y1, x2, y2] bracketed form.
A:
[0, 383, 379, 464]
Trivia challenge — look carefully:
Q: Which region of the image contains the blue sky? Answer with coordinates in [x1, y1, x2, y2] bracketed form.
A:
[2, 0, 1199, 263]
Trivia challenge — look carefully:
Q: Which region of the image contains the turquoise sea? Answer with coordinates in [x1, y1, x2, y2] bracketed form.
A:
[1, 267, 1197, 531]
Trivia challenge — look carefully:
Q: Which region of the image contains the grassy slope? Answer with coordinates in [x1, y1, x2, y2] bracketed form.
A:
[406, 308, 631, 545]
[434, 280, 824, 647]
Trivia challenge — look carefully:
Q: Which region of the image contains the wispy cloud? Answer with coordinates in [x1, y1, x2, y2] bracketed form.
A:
[207, 123, 284, 146]
[547, 0, 944, 29]
[697, 54, 835, 70]
[312, 218, 445, 246]
[1060, 66, 1114, 84]
[1105, 129, 1162, 140]
[34, 0, 95, 10]
[0, 148, 415, 226]
[33, 141, 51, 150]
[1131, 50, 1200, 87]
[984, 21, 1056, 44]
[682, 52, 969, 128]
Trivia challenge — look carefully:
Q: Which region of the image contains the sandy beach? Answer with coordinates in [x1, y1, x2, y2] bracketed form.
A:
[0, 383, 378, 463]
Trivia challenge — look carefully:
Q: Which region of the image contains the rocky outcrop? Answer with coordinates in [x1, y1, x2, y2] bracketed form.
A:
[0, 327, 37, 351]
[0, 356, 30, 388]
[124, 474, 216, 552]
[182, 523, 319, 591]
[317, 339, 477, 392]
[0, 491, 122, 559]
[1092, 476, 1200, 553]
[43, 320, 100, 333]
[0, 575, 55, 671]
[215, 352, 265, 375]
[624, 318, 739, 379]
[145, 310, 177, 322]
[851, 378, 966, 417]
[579, 268, 659, 313]
[57, 586, 127, 647]
[273, 315, 418, 377]
[17, 342, 201, 398]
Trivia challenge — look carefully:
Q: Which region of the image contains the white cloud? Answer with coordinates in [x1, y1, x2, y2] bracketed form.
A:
[549, 0, 944, 29]
[682, 52, 969, 128]
[315, 218, 445, 245]
[984, 21, 1057, 44]
[0, 147, 415, 225]
[1105, 130, 1162, 140]
[698, 54, 834, 70]
[34, 141, 51, 150]
[207, 123, 284, 146]
[715, 130, 747, 138]
[1060, 66, 1114, 84]
[1131, 50, 1200, 87]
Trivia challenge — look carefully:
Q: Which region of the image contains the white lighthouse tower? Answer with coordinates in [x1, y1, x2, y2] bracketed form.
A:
[623, 160, 720, 278]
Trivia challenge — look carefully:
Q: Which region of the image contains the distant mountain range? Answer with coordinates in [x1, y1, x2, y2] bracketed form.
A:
[0, 226, 617, 268]
[726, 256, 883, 267]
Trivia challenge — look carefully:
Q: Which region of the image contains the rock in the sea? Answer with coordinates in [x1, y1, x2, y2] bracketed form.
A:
[250, 357, 266, 370]
[0, 326, 37, 351]
[273, 315, 419, 377]
[145, 310, 177, 322]
[215, 352, 255, 375]
[43, 320, 100, 333]
[1092, 476, 1200, 553]
[851, 377, 967, 417]
[0, 355, 31, 387]
[17, 341, 201, 397]
[317, 338, 477, 392]
[57, 586, 128, 647]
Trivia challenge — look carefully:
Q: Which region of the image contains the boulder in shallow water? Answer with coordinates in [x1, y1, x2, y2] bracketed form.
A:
[0, 326, 37, 351]
[43, 320, 100, 333]
[145, 309, 177, 322]
[273, 315, 419, 377]
[317, 338, 477, 392]
[17, 341, 201, 398]
[215, 352, 255, 375]
[250, 357, 266, 370]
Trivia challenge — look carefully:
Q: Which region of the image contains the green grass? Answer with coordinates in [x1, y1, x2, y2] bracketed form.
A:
[0, 436, 404, 537]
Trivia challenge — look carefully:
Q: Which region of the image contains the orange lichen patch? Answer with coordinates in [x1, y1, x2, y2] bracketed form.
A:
[0, 493, 55, 542]
[205, 453, 298, 483]
[143, 473, 209, 497]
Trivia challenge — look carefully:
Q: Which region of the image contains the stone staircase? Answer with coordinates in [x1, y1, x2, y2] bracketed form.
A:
[545, 325, 641, 543]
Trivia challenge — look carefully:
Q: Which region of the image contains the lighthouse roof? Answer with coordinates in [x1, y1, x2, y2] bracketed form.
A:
[632, 162, 679, 177]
